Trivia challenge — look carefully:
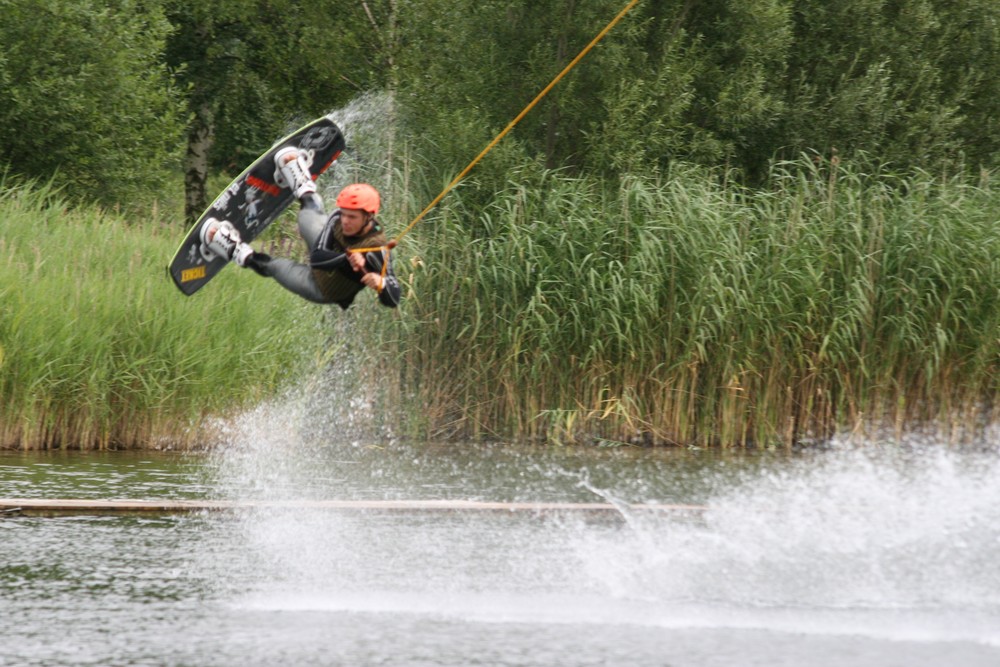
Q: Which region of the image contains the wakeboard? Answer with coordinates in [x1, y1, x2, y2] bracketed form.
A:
[168, 116, 346, 295]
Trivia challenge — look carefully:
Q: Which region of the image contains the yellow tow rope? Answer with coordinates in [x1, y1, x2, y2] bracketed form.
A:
[352, 0, 641, 270]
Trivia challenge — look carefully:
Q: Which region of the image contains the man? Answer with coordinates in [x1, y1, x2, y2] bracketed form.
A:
[200, 147, 401, 310]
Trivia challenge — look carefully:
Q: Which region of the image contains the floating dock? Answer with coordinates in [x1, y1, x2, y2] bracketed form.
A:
[0, 498, 708, 517]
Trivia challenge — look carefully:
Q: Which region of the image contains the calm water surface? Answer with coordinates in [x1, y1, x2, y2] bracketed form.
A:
[2, 409, 999, 666]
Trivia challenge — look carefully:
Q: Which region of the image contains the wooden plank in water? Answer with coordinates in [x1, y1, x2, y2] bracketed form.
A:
[0, 497, 708, 517]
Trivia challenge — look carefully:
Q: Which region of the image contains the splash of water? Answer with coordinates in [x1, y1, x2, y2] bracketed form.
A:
[575, 441, 1000, 616]
[200, 363, 1000, 652]
[229, 93, 402, 451]
[321, 91, 394, 198]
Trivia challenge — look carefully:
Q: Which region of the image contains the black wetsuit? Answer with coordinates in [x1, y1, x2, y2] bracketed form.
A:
[309, 210, 402, 309]
[256, 200, 401, 309]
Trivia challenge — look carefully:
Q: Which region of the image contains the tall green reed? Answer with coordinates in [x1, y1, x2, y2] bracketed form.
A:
[0, 180, 321, 449]
[4, 156, 994, 449]
[385, 157, 1000, 446]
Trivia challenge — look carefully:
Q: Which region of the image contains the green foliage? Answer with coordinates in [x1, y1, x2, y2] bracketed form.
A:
[0, 180, 322, 449]
[394, 0, 1000, 184]
[778, 0, 1000, 176]
[0, 0, 187, 206]
[164, 0, 379, 170]
[3, 0, 1000, 204]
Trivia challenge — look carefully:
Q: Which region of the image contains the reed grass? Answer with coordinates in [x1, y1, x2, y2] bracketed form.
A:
[4, 155, 997, 449]
[0, 179, 321, 449]
[384, 157, 1000, 446]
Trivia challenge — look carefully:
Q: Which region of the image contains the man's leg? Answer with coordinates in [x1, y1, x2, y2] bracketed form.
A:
[295, 197, 327, 252]
[260, 257, 329, 303]
[241, 202, 328, 301]
[251, 147, 330, 301]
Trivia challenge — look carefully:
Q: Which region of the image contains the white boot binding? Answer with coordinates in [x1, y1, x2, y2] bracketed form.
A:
[199, 218, 244, 262]
[274, 146, 317, 199]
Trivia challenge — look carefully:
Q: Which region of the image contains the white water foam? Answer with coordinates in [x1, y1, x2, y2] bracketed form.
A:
[567, 440, 1000, 645]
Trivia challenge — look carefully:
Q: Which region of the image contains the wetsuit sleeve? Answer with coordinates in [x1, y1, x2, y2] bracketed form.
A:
[309, 249, 349, 271]
[365, 249, 402, 308]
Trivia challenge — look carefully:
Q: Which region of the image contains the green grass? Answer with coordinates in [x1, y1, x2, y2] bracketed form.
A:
[387, 157, 1000, 446]
[0, 179, 322, 449]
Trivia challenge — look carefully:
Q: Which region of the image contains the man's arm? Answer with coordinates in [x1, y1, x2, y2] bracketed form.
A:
[363, 250, 401, 308]
[309, 249, 349, 271]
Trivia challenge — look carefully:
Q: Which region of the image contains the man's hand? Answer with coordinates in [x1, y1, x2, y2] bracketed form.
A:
[347, 250, 366, 273]
[360, 272, 383, 291]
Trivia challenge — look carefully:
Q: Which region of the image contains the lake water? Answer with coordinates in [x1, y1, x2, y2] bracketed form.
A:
[2, 405, 999, 666]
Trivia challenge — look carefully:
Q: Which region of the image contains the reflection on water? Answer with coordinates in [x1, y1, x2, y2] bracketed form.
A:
[2, 409, 1000, 666]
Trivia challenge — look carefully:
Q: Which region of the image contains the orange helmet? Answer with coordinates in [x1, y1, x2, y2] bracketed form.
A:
[336, 183, 380, 215]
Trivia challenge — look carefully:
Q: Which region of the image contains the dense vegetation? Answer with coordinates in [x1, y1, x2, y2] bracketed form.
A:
[391, 159, 1000, 445]
[1, 0, 998, 447]
[0, 180, 322, 449]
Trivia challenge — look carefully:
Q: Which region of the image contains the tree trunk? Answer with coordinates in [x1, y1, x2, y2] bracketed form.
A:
[184, 101, 214, 225]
